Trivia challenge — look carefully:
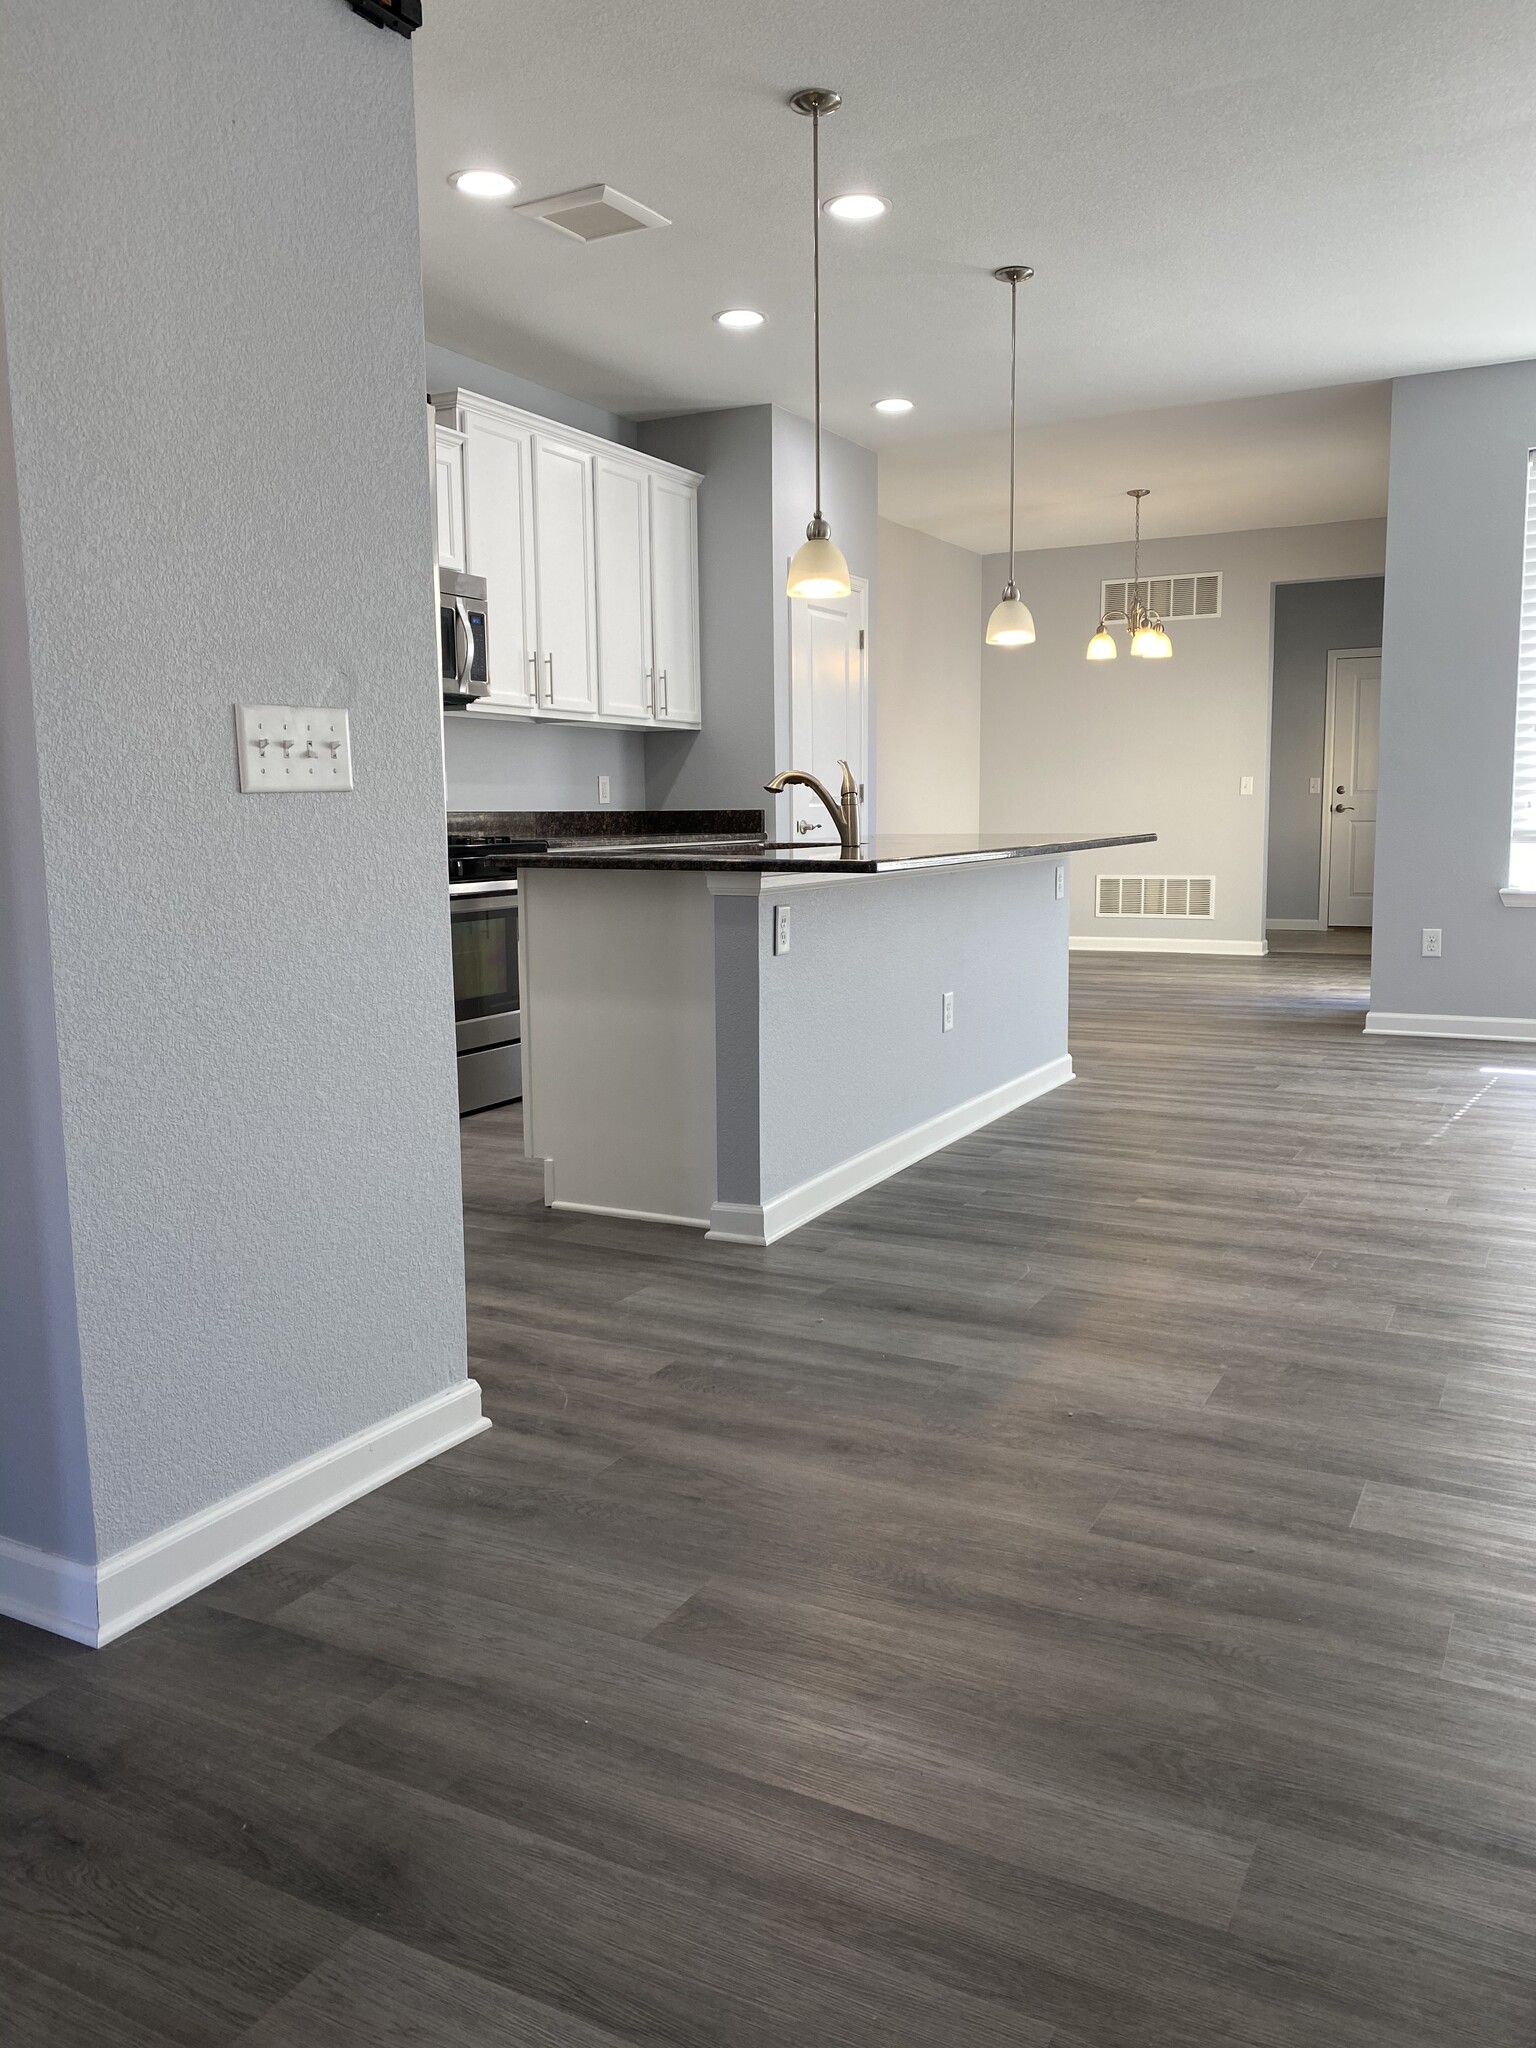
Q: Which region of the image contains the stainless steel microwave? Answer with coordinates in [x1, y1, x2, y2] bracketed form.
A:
[440, 566, 490, 704]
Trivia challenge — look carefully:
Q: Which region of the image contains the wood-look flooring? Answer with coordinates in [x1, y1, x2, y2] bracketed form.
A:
[7, 951, 1536, 2045]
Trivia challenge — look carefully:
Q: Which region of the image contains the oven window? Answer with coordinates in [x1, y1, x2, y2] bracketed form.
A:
[451, 904, 518, 1021]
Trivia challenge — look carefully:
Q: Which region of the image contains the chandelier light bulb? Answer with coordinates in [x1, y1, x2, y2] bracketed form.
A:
[1086, 628, 1118, 661]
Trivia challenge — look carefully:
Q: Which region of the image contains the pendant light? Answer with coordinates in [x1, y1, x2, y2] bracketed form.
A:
[1087, 489, 1173, 660]
[984, 265, 1037, 648]
[785, 89, 852, 601]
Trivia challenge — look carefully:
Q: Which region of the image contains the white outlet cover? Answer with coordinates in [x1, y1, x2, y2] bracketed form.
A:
[774, 905, 791, 955]
[1055, 863, 1065, 899]
[236, 706, 352, 793]
[598, 774, 611, 804]
[942, 990, 954, 1032]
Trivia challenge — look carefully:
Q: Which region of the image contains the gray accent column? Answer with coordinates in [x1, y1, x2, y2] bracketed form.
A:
[712, 894, 764, 1207]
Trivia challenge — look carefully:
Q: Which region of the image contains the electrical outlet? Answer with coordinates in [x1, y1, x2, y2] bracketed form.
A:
[235, 706, 352, 793]
[1055, 863, 1065, 900]
[774, 905, 791, 955]
[942, 990, 954, 1033]
[1422, 927, 1442, 958]
[1240, 775, 1255, 796]
[598, 774, 611, 804]
[1310, 776, 1322, 795]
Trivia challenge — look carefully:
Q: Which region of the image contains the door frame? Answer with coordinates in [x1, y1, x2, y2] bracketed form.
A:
[785, 575, 870, 840]
[1318, 646, 1382, 927]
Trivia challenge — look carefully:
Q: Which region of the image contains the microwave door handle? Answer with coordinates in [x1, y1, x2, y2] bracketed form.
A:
[453, 599, 475, 686]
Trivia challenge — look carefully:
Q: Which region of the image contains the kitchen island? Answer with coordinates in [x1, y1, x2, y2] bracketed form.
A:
[515, 830, 1155, 1244]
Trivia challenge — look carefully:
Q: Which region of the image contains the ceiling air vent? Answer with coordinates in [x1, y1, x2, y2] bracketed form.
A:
[1102, 573, 1221, 621]
[513, 185, 671, 243]
[1097, 875, 1215, 918]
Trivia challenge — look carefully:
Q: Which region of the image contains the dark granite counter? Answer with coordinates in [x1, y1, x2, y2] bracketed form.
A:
[511, 830, 1156, 875]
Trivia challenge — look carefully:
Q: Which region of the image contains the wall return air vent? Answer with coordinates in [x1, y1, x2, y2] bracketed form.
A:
[1102, 573, 1220, 621]
[513, 185, 671, 242]
[1097, 875, 1215, 918]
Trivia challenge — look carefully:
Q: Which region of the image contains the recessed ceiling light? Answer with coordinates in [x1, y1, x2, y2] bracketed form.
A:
[714, 308, 766, 330]
[449, 170, 518, 200]
[873, 397, 913, 415]
[824, 193, 888, 222]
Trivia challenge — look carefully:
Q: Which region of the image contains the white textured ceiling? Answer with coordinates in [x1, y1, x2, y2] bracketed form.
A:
[414, 0, 1536, 549]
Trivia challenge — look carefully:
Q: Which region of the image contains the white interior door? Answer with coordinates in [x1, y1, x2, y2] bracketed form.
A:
[593, 456, 652, 722]
[532, 436, 597, 716]
[1323, 650, 1381, 926]
[787, 583, 868, 842]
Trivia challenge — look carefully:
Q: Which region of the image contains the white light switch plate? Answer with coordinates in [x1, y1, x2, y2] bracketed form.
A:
[774, 905, 791, 955]
[598, 775, 611, 804]
[236, 705, 352, 793]
[1240, 775, 1255, 796]
[1310, 777, 1323, 795]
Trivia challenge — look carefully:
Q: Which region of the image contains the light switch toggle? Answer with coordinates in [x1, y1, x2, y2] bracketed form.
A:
[236, 706, 352, 793]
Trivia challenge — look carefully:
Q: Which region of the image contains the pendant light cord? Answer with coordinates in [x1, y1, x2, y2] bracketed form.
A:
[1007, 275, 1018, 585]
[1133, 489, 1141, 596]
[812, 102, 823, 523]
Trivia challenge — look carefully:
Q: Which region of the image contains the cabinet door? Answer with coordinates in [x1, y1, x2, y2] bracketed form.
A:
[433, 426, 466, 572]
[532, 436, 598, 717]
[649, 474, 700, 725]
[458, 406, 536, 710]
[593, 456, 654, 723]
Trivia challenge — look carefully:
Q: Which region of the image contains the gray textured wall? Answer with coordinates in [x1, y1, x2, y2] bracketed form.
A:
[639, 408, 779, 815]
[0, 0, 468, 1558]
[980, 520, 1387, 947]
[1266, 577, 1384, 922]
[1372, 360, 1536, 1022]
[639, 406, 879, 828]
[0, 299, 94, 1563]
[442, 713, 646, 811]
[876, 519, 984, 834]
[715, 860, 1067, 1204]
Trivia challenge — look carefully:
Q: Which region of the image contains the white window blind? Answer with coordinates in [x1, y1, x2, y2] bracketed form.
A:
[1510, 450, 1536, 890]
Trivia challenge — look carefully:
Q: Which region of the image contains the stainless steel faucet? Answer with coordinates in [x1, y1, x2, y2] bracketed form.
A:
[765, 759, 861, 854]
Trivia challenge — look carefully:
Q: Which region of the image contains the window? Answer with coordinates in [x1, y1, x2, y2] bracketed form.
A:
[1509, 452, 1536, 891]
[1102, 572, 1221, 621]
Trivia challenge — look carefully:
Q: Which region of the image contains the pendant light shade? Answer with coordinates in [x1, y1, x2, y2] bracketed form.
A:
[985, 265, 1036, 650]
[787, 526, 852, 600]
[786, 90, 852, 602]
[1085, 489, 1174, 662]
[985, 590, 1036, 648]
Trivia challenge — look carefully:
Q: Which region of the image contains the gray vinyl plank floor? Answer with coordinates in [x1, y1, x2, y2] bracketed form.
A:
[7, 952, 1536, 2045]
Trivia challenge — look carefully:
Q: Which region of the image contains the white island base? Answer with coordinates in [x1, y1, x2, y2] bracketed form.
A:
[517, 853, 1074, 1245]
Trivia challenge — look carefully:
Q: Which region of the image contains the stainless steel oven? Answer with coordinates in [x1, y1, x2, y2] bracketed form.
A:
[450, 882, 520, 1112]
[440, 566, 490, 704]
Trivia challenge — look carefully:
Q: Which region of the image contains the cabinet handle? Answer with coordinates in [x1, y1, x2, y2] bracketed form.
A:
[527, 653, 538, 701]
[544, 652, 554, 704]
[659, 668, 668, 717]
[645, 667, 654, 715]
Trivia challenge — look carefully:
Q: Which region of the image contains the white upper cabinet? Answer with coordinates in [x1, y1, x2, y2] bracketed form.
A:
[649, 473, 700, 726]
[532, 435, 598, 718]
[453, 397, 537, 712]
[432, 390, 700, 729]
[594, 456, 654, 722]
[433, 424, 466, 572]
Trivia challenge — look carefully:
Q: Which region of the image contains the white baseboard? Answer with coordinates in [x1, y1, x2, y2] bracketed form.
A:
[550, 1197, 711, 1229]
[1364, 1010, 1536, 1043]
[1071, 935, 1268, 957]
[0, 1379, 488, 1648]
[708, 1053, 1074, 1246]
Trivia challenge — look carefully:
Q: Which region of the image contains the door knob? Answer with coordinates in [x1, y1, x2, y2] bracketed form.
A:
[1333, 803, 1354, 812]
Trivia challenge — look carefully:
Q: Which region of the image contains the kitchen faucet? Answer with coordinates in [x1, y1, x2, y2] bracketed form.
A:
[765, 759, 861, 854]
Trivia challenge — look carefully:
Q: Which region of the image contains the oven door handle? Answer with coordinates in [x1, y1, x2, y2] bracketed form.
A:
[453, 599, 476, 687]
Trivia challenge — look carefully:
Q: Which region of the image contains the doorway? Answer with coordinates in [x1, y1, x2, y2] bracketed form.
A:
[1320, 649, 1381, 927]
[786, 578, 869, 842]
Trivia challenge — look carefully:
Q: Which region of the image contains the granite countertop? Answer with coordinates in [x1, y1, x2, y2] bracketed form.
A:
[512, 830, 1157, 874]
